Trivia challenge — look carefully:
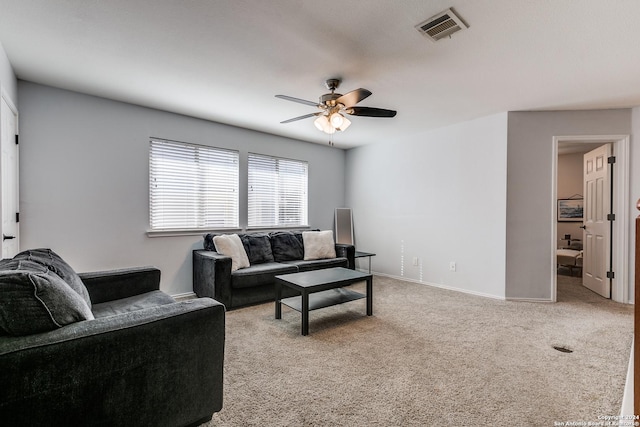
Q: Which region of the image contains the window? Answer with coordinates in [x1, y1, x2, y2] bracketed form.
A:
[248, 153, 308, 228]
[149, 139, 239, 230]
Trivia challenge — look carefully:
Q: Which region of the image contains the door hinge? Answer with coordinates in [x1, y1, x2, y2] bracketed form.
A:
[15, 212, 19, 223]
[608, 156, 616, 164]
[606, 271, 615, 279]
[15, 134, 18, 145]
[607, 213, 615, 221]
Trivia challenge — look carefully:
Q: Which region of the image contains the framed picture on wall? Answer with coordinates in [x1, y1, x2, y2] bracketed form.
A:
[557, 199, 584, 222]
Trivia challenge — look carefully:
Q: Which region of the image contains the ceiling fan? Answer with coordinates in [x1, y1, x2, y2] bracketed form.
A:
[275, 78, 397, 135]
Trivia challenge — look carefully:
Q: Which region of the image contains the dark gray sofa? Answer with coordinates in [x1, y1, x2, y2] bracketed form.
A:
[0, 249, 225, 427]
[193, 230, 355, 309]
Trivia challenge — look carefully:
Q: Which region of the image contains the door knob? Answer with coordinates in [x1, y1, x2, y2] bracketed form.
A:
[579, 225, 586, 229]
[3, 234, 15, 241]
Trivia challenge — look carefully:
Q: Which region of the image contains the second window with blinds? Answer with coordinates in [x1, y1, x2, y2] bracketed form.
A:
[248, 153, 308, 228]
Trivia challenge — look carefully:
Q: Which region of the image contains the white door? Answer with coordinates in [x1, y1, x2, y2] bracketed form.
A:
[0, 95, 19, 259]
[582, 143, 611, 298]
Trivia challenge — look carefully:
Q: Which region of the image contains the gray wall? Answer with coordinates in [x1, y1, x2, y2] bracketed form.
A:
[345, 113, 508, 299]
[0, 41, 17, 105]
[18, 81, 345, 296]
[13, 78, 640, 302]
[505, 109, 633, 300]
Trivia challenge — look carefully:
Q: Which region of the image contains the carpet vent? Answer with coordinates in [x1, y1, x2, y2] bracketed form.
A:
[553, 345, 573, 353]
[415, 8, 468, 42]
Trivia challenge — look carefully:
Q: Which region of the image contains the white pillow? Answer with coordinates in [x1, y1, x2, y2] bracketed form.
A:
[213, 234, 250, 271]
[302, 230, 337, 261]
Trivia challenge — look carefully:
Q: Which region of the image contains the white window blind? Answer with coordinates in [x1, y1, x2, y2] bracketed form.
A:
[248, 154, 308, 228]
[149, 139, 239, 230]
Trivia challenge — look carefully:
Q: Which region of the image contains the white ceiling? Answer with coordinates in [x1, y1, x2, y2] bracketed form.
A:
[2, 0, 640, 149]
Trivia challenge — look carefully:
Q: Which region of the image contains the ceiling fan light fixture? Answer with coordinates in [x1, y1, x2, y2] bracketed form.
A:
[276, 78, 397, 136]
[330, 112, 345, 128]
[314, 115, 329, 131]
[336, 116, 351, 131]
[314, 115, 335, 134]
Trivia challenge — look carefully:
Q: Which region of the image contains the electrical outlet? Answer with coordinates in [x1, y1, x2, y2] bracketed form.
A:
[412, 257, 419, 266]
[449, 262, 456, 272]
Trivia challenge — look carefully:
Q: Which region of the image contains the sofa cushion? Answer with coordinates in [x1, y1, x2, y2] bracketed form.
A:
[302, 230, 337, 260]
[231, 262, 297, 289]
[213, 234, 250, 271]
[269, 231, 304, 262]
[240, 233, 275, 265]
[203, 233, 216, 251]
[282, 257, 348, 272]
[0, 260, 94, 336]
[13, 248, 92, 308]
[91, 290, 175, 318]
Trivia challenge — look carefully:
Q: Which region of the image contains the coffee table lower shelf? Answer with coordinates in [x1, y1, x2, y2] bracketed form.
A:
[280, 288, 365, 312]
[275, 267, 373, 335]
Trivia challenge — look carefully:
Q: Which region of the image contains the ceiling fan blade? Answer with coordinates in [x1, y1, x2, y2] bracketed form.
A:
[280, 112, 322, 124]
[335, 88, 372, 107]
[275, 94, 320, 107]
[346, 106, 397, 118]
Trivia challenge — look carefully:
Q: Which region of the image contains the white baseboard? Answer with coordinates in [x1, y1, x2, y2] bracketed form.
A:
[620, 341, 634, 418]
[505, 297, 554, 303]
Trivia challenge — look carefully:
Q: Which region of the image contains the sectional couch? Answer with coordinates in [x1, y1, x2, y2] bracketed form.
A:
[193, 230, 355, 309]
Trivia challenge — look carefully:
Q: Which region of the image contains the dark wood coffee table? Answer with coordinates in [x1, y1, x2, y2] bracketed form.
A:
[275, 267, 373, 335]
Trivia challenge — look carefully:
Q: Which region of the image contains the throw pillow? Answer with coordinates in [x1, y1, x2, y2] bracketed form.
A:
[269, 231, 304, 261]
[203, 233, 217, 251]
[13, 248, 92, 308]
[213, 234, 250, 271]
[240, 233, 275, 265]
[0, 260, 95, 336]
[302, 230, 337, 260]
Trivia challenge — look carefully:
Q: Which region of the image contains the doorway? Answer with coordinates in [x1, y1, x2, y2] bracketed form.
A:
[552, 135, 630, 303]
[0, 89, 19, 259]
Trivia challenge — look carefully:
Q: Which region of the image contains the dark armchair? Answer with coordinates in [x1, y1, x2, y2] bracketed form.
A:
[0, 249, 225, 427]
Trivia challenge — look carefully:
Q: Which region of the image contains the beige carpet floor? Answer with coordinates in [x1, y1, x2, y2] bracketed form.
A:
[204, 274, 633, 426]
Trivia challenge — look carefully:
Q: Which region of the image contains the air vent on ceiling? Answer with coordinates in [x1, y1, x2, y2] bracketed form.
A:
[415, 8, 468, 42]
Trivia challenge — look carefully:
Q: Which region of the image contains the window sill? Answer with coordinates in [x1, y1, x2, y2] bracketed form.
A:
[146, 228, 242, 238]
[147, 225, 312, 238]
